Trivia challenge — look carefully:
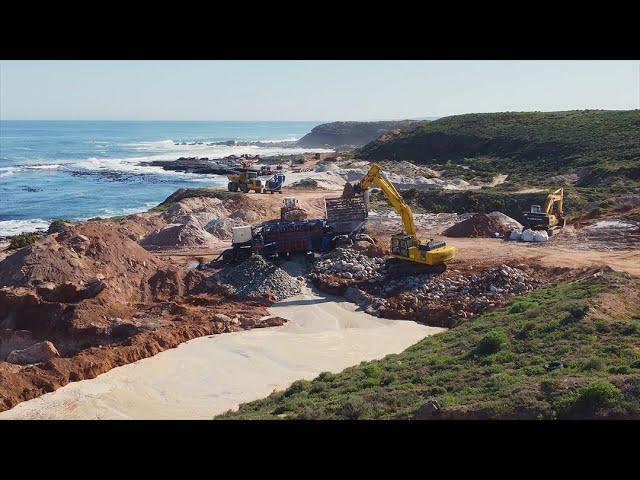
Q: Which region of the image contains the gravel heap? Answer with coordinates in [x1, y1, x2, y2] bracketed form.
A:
[311, 247, 386, 282]
[488, 211, 523, 232]
[313, 257, 538, 326]
[370, 264, 537, 324]
[213, 255, 302, 301]
[378, 264, 535, 301]
[140, 222, 216, 249]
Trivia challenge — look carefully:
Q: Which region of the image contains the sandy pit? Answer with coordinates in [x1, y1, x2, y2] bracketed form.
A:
[0, 286, 442, 420]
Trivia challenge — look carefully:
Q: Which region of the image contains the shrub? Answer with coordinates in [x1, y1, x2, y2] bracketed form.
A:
[9, 232, 39, 249]
[509, 301, 538, 314]
[380, 372, 397, 386]
[309, 382, 328, 394]
[316, 371, 337, 383]
[359, 378, 381, 389]
[284, 380, 312, 397]
[338, 396, 372, 420]
[362, 363, 382, 378]
[594, 319, 611, 333]
[47, 219, 72, 234]
[577, 381, 621, 409]
[563, 302, 589, 320]
[581, 357, 606, 371]
[558, 380, 621, 417]
[430, 386, 447, 396]
[475, 330, 508, 356]
[540, 379, 559, 395]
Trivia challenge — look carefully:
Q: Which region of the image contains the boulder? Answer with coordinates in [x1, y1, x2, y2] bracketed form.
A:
[7, 340, 60, 365]
[521, 229, 548, 242]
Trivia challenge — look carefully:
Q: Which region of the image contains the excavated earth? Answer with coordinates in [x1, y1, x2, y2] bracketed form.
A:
[309, 245, 572, 328]
[0, 194, 301, 412]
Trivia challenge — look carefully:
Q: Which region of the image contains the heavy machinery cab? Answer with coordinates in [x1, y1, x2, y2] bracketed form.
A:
[522, 188, 565, 232]
[227, 170, 285, 194]
[391, 233, 454, 267]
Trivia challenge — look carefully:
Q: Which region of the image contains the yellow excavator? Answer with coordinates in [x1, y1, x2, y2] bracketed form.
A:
[522, 187, 566, 235]
[342, 163, 455, 273]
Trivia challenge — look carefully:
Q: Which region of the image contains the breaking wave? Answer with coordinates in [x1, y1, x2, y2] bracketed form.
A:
[0, 219, 50, 237]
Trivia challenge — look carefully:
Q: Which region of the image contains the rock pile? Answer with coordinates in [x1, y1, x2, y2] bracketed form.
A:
[365, 265, 537, 326]
[213, 255, 302, 302]
[311, 248, 386, 282]
[310, 247, 539, 327]
[443, 213, 505, 237]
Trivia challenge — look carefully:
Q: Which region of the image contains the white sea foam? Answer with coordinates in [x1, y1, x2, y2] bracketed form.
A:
[26, 164, 61, 170]
[0, 167, 18, 177]
[0, 219, 50, 237]
[0, 164, 62, 176]
[71, 144, 331, 177]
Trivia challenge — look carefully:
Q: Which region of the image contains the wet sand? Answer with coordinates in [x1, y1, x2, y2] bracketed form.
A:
[0, 287, 443, 419]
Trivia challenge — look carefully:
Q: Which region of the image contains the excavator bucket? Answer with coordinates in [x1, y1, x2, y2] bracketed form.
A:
[325, 195, 368, 234]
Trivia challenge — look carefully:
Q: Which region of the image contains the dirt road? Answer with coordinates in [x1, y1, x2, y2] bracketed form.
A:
[0, 286, 442, 419]
[444, 237, 640, 276]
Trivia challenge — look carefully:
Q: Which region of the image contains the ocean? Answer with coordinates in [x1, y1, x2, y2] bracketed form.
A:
[0, 120, 328, 237]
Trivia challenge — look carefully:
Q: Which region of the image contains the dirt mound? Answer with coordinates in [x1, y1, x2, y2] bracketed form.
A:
[488, 211, 523, 232]
[0, 214, 279, 411]
[443, 213, 505, 237]
[213, 255, 302, 301]
[141, 222, 217, 250]
[160, 195, 281, 241]
[0, 222, 164, 289]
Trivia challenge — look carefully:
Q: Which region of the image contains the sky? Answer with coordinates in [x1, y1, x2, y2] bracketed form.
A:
[0, 60, 638, 121]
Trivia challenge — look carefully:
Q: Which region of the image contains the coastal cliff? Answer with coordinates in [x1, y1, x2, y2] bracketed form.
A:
[297, 120, 424, 149]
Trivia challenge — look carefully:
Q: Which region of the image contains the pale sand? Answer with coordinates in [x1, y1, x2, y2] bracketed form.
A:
[0, 287, 443, 420]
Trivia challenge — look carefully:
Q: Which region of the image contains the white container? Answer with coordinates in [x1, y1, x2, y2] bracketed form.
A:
[232, 225, 252, 244]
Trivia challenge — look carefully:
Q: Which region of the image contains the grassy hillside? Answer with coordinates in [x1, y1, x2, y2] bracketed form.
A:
[358, 110, 640, 188]
[220, 270, 640, 420]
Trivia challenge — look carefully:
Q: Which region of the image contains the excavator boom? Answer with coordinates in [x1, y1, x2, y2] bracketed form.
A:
[543, 188, 564, 215]
[359, 164, 418, 238]
[345, 163, 454, 268]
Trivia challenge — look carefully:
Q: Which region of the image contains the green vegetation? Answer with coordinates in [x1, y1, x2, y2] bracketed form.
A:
[8, 232, 40, 249]
[160, 188, 235, 206]
[219, 271, 640, 420]
[46, 219, 73, 234]
[358, 111, 639, 214]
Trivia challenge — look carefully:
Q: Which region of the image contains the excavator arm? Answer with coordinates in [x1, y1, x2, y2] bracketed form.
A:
[338, 162, 455, 269]
[357, 163, 418, 238]
[543, 188, 564, 215]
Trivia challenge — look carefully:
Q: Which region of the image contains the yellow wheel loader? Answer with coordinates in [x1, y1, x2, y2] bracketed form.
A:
[342, 163, 455, 272]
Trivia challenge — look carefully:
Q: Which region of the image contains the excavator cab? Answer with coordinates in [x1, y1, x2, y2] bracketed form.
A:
[522, 188, 565, 235]
[391, 234, 412, 258]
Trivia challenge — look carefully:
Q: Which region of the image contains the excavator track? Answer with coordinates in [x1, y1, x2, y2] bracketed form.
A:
[386, 258, 447, 276]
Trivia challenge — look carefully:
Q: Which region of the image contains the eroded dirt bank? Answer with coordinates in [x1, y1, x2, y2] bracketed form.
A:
[0, 193, 311, 412]
[0, 286, 441, 419]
